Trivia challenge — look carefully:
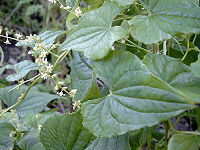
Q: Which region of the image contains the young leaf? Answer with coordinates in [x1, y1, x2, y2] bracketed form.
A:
[4, 60, 38, 82]
[144, 53, 200, 103]
[82, 51, 195, 137]
[86, 134, 131, 150]
[128, 0, 200, 44]
[111, 0, 135, 6]
[71, 51, 101, 102]
[40, 111, 94, 150]
[0, 86, 60, 117]
[168, 134, 200, 150]
[60, 1, 128, 60]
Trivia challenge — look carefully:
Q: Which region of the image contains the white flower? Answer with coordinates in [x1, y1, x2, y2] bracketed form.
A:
[60, 4, 64, 9]
[42, 58, 48, 65]
[48, 0, 57, 4]
[35, 58, 42, 64]
[64, 6, 71, 10]
[69, 89, 77, 97]
[57, 91, 66, 96]
[57, 81, 65, 85]
[15, 33, 23, 40]
[40, 51, 48, 58]
[62, 87, 68, 90]
[46, 64, 53, 73]
[55, 84, 59, 91]
[72, 100, 81, 110]
[51, 44, 57, 49]
[41, 73, 50, 80]
[4, 39, 11, 45]
[38, 124, 43, 130]
[111, 46, 115, 50]
[75, 7, 82, 17]
[51, 74, 57, 78]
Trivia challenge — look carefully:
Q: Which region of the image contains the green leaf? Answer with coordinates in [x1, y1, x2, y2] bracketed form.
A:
[24, 110, 58, 129]
[129, 128, 151, 149]
[71, 51, 101, 102]
[40, 111, 94, 150]
[86, 134, 131, 150]
[0, 79, 10, 88]
[0, 135, 14, 150]
[168, 134, 200, 150]
[82, 51, 195, 137]
[60, 1, 128, 60]
[18, 131, 45, 150]
[0, 86, 59, 117]
[128, 0, 200, 44]
[0, 118, 16, 150]
[16, 30, 65, 47]
[38, 30, 65, 45]
[25, 4, 44, 17]
[111, 0, 135, 6]
[4, 60, 38, 82]
[82, 0, 104, 11]
[143, 53, 200, 103]
[191, 54, 200, 78]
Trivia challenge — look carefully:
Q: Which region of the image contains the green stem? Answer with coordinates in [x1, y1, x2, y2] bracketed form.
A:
[164, 121, 170, 149]
[0, 46, 4, 66]
[114, 17, 133, 22]
[124, 38, 148, 54]
[169, 120, 200, 136]
[0, 35, 18, 41]
[0, 100, 2, 110]
[192, 34, 197, 43]
[0, 76, 41, 117]
[133, 3, 141, 15]
[147, 132, 151, 150]
[181, 35, 190, 61]
[45, 48, 59, 58]
[163, 41, 167, 55]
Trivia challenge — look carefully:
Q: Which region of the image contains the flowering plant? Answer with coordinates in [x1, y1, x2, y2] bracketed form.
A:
[0, 0, 200, 149]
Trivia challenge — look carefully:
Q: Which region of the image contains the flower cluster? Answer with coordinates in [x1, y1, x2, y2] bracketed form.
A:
[23, 34, 58, 80]
[53, 80, 77, 98]
[75, 7, 82, 17]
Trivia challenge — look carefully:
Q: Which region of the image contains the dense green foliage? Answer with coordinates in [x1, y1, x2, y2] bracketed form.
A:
[0, 0, 200, 149]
